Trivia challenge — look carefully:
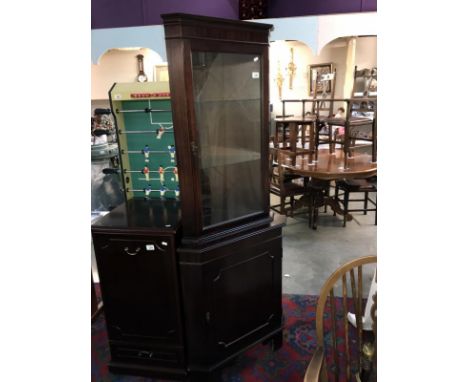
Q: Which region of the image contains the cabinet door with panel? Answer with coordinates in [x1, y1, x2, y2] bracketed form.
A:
[178, 224, 283, 366]
[208, 236, 282, 354]
[93, 233, 183, 346]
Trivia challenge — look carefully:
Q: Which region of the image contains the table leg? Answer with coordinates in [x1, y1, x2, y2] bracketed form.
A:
[325, 195, 353, 222]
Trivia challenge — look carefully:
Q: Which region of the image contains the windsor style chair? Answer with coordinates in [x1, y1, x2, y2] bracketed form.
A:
[304, 255, 377, 382]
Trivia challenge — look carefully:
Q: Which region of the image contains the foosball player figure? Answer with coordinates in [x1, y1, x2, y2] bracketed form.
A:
[142, 165, 150, 182]
[175, 185, 180, 199]
[158, 165, 165, 183]
[168, 145, 176, 163]
[142, 145, 150, 163]
[157, 127, 165, 140]
[160, 185, 168, 198]
[173, 167, 178, 182]
[144, 185, 152, 199]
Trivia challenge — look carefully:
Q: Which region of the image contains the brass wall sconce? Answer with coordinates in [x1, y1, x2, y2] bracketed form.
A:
[287, 47, 297, 90]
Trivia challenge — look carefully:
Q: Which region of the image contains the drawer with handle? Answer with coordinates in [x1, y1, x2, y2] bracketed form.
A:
[95, 234, 173, 256]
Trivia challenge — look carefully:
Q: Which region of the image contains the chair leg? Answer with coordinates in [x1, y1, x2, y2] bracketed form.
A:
[374, 193, 377, 225]
[309, 191, 318, 230]
[364, 191, 369, 215]
[313, 198, 318, 230]
[343, 190, 349, 227]
[324, 186, 330, 213]
[280, 196, 285, 215]
[333, 186, 339, 216]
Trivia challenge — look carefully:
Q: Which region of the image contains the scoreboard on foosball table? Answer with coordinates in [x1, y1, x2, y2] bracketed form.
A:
[109, 82, 179, 201]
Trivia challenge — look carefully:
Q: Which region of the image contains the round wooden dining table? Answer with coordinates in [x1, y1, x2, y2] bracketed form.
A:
[280, 148, 377, 229]
[281, 148, 376, 180]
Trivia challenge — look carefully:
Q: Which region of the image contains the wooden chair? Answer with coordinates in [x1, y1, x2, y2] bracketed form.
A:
[269, 148, 307, 217]
[307, 178, 332, 230]
[304, 255, 377, 382]
[310, 67, 336, 152]
[334, 177, 377, 227]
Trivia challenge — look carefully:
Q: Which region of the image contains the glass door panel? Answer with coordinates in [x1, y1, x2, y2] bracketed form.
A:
[191, 51, 263, 229]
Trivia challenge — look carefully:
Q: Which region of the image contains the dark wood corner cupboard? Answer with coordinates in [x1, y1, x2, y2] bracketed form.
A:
[92, 14, 284, 382]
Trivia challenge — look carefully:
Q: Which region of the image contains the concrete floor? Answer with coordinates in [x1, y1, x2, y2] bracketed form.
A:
[276, 192, 377, 296]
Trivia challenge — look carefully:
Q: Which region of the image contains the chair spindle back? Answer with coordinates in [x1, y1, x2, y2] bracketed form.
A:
[315, 256, 376, 382]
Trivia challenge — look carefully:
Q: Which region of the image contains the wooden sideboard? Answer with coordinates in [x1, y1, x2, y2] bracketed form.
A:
[92, 198, 284, 381]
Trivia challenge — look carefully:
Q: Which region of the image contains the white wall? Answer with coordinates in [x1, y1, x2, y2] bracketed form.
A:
[269, 39, 348, 116]
[91, 48, 165, 101]
[269, 40, 314, 116]
[355, 36, 377, 70]
[269, 36, 376, 116]
[91, 37, 376, 117]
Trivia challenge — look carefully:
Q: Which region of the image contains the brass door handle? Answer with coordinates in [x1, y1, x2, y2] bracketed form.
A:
[124, 246, 141, 256]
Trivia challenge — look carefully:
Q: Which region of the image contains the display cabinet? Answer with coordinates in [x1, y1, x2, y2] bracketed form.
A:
[162, 13, 284, 380]
[163, 13, 273, 240]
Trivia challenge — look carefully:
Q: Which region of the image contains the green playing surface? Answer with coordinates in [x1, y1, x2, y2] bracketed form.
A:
[119, 99, 178, 199]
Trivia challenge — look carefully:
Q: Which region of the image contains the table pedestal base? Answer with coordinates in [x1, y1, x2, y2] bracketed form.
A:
[293, 186, 353, 230]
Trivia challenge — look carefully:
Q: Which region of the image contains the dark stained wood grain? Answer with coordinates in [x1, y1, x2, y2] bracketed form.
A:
[323, 116, 373, 126]
[163, 13, 272, 239]
[92, 205, 187, 377]
[93, 14, 284, 382]
[274, 116, 317, 156]
[275, 116, 316, 123]
[93, 13, 283, 382]
[91, 198, 181, 233]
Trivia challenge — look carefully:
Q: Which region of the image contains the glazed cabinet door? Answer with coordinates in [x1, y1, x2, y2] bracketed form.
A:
[191, 50, 266, 231]
[163, 15, 272, 237]
[93, 233, 183, 346]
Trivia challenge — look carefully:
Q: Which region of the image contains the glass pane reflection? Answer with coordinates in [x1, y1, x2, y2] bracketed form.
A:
[192, 51, 263, 228]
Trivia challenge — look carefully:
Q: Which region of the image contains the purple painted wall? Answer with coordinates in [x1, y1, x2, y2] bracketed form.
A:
[268, 0, 376, 18]
[361, 0, 378, 12]
[92, 0, 238, 29]
[91, 0, 376, 29]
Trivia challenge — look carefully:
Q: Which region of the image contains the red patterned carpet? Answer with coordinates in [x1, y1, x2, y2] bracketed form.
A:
[92, 292, 358, 381]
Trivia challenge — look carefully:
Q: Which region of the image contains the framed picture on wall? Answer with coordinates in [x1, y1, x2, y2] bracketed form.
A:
[309, 63, 334, 96]
[154, 65, 169, 82]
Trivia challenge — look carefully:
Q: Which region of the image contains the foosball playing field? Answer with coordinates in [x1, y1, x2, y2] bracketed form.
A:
[110, 82, 179, 201]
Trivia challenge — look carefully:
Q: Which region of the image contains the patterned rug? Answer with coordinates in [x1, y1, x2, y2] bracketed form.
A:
[92, 290, 358, 382]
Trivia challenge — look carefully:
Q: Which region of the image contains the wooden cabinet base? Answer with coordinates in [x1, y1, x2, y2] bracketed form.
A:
[107, 329, 283, 382]
[108, 361, 188, 380]
[178, 223, 284, 371]
[92, 199, 285, 381]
